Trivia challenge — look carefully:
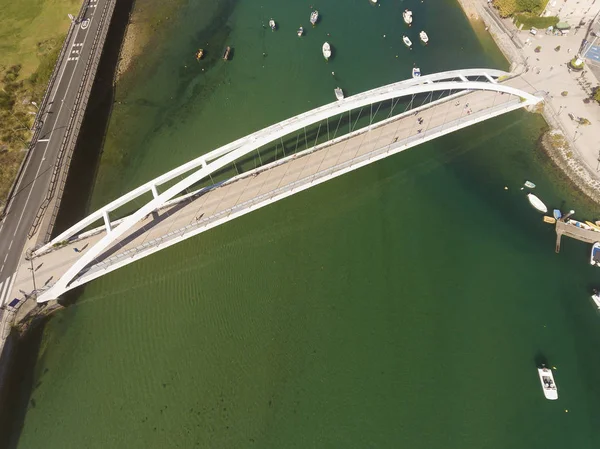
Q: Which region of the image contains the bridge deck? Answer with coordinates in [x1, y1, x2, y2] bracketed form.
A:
[16, 77, 537, 298]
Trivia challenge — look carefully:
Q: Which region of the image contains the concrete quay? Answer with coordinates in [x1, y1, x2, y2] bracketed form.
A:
[458, 0, 600, 200]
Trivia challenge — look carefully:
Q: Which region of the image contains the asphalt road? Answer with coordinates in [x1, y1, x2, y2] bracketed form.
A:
[0, 0, 109, 306]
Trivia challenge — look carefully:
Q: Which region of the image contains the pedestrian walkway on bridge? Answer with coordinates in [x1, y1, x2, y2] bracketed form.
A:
[7, 70, 542, 303]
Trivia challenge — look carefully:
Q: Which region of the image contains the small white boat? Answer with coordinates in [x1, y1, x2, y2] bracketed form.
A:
[591, 289, 600, 308]
[310, 10, 319, 26]
[419, 31, 429, 44]
[403, 35, 412, 48]
[297, 26, 304, 37]
[403, 9, 413, 26]
[412, 67, 421, 78]
[538, 365, 558, 400]
[370, 0, 378, 3]
[322, 42, 331, 60]
[524, 180, 536, 188]
[527, 194, 547, 213]
[334, 87, 344, 100]
[269, 19, 276, 31]
[591, 242, 600, 266]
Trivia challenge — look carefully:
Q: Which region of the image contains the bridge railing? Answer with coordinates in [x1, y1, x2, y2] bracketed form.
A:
[73, 96, 525, 285]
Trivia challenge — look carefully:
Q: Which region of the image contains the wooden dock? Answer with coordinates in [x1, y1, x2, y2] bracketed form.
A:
[555, 220, 600, 253]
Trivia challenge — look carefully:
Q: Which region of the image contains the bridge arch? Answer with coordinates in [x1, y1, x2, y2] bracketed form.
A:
[36, 69, 542, 302]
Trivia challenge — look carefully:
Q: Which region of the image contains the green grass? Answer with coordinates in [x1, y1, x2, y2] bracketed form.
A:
[0, 0, 80, 79]
[514, 13, 559, 29]
[0, 0, 80, 207]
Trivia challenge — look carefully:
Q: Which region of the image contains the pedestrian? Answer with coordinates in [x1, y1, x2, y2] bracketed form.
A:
[568, 48, 571, 53]
[73, 247, 80, 253]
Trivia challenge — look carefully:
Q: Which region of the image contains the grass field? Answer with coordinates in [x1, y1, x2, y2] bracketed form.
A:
[0, 0, 81, 207]
[0, 0, 80, 78]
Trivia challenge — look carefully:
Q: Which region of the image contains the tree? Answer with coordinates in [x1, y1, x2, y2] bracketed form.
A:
[516, 0, 543, 13]
[594, 87, 600, 104]
[494, 0, 517, 17]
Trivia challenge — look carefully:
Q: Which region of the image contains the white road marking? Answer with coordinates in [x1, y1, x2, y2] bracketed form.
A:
[0, 274, 11, 306]
[38, 138, 50, 142]
[2, 274, 18, 306]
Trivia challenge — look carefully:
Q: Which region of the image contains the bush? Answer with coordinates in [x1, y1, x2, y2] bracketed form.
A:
[594, 87, 600, 103]
[516, 0, 544, 13]
[561, 91, 568, 96]
[534, 46, 542, 53]
[578, 117, 591, 125]
[494, 0, 518, 17]
[583, 98, 590, 104]
[554, 45, 561, 52]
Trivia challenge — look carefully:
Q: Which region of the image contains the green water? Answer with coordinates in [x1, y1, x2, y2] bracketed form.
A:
[9, 0, 600, 447]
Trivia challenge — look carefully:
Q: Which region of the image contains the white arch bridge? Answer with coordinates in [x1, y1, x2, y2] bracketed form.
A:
[16, 69, 542, 303]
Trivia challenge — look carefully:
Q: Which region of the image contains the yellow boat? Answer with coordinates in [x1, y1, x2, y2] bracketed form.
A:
[543, 216, 556, 224]
[585, 221, 600, 232]
[195, 49, 204, 61]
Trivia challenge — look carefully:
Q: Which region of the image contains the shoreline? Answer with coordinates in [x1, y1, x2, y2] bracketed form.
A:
[456, 0, 600, 206]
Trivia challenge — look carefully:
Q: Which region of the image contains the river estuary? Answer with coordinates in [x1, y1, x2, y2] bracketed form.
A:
[6, 0, 600, 447]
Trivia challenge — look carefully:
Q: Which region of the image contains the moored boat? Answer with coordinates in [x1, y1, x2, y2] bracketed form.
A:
[591, 242, 600, 266]
[403, 35, 412, 48]
[524, 180, 536, 188]
[334, 87, 344, 100]
[585, 221, 600, 232]
[297, 26, 304, 37]
[222, 46, 231, 61]
[543, 216, 556, 224]
[370, 0, 378, 3]
[538, 365, 558, 400]
[553, 209, 562, 220]
[403, 9, 413, 26]
[269, 19, 276, 31]
[527, 194, 547, 213]
[567, 219, 592, 230]
[322, 42, 331, 60]
[310, 10, 319, 26]
[412, 67, 421, 78]
[195, 49, 204, 60]
[419, 31, 429, 44]
[592, 289, 600, 308]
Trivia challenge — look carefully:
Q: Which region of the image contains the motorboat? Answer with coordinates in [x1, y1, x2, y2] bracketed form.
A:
[524, 180, 536, 188]
[553, 209, 562, 220]
[592, 289, 600, 308]
[195, 49, 204, 61]
[269, 19, 276, 31]
[412, 67, 421, 78]
[419, 31, 429, 44]
[527, 194, 547, 213]
[310, 10, 319, 26]
[591, 242, 600, 266]
[297, 26, 304, 37]
[538, 365, 558, 400]
[322, 42, 331, 60]
[222, 46, 231, 61]
[334, 87, 344, 100]
[403, 9, 413, 26]
[370, 0, 378, 3]
[403, 35, 412, 48]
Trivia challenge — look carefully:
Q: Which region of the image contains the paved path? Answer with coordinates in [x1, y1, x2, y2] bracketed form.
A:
[0, 0, 112, 308]
[14, 77, 538, 301]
